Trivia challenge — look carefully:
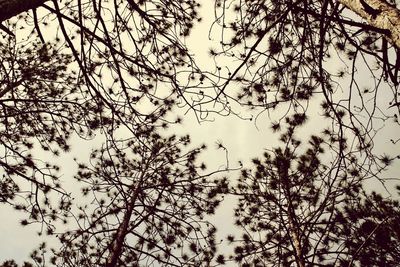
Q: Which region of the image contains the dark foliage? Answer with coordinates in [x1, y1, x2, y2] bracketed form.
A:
[51, 132, 228, 266]
[0, 0, 399, 266]
[229, 116, 399, 266]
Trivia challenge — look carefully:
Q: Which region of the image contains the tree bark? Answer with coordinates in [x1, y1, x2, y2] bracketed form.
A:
[105, 160, 150, 267]
[278, 156, 306, 267]
[0, 0, 47, 22]
[1, 0, 399, 50]
[287, 214, 306, 267]
[338, 0, 400, 49]
[105, 195, 136, 267]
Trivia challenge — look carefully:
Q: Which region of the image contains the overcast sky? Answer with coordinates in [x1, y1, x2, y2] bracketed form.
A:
[1, 1, 399, 265]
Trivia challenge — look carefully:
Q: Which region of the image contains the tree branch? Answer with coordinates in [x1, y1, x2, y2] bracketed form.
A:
[0, 0, 47, 22]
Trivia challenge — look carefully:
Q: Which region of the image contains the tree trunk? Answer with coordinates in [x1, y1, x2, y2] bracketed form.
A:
[0, 0, 47, 22]
[338, 0, 400, 49]
[1, 0, 399, 50]
[278, 156, 306, 267]
[105, 161, 150, 267]
[105, 196, 136, 267]
[287, 215, 306, 267]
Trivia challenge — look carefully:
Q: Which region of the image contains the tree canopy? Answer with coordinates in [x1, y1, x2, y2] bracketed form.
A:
[0, 0, 399, 266]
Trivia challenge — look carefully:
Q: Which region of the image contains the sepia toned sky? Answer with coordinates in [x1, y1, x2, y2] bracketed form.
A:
[1, 1, 399, 265]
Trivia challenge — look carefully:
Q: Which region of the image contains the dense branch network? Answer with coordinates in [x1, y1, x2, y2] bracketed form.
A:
[0, 0, 399, 266]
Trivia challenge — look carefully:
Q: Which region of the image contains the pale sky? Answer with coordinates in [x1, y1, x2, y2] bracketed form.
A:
[1, 1, 399, 265]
